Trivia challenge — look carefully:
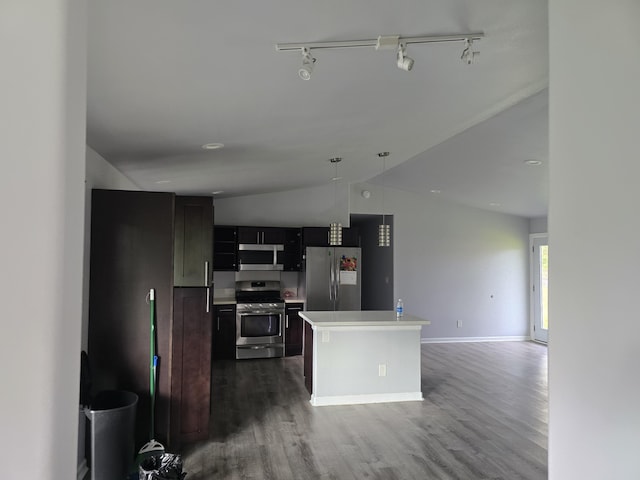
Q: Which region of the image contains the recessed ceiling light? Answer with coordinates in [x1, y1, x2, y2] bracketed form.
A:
[524, 159, 542, 166]
[202, 143, 224, 150]
[430, 189, 441, 194]
[331, 176, 343, 182]
[155, 180, 171, 184]
[489, 202, 501, 207]
[211, 191, 224, 195]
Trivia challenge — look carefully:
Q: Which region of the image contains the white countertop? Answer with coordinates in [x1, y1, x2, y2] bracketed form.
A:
[284, 298, 305, 304]
[300, 310, 430, 327]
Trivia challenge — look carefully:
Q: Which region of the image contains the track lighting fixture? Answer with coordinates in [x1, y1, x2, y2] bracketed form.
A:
[460, 38, 479, 65]
[276, 32, 483, 79]
[298, 48, 316, 80]
[396, 43, 414, 72]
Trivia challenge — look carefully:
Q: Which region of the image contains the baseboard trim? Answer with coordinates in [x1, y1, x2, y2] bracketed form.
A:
[310, 391, 423, 406]
[421, 335, 530, 344]
[77, 459, 89, 480]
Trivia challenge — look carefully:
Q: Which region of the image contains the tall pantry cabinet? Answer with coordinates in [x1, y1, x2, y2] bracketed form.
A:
[171, 196, 213, 445]
[88, 190, 213, 449]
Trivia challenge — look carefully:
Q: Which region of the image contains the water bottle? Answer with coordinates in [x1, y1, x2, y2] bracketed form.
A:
[396, 299, 404, 318]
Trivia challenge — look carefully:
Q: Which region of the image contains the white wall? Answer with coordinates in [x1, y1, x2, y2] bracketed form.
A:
[214, 182, 351, 227]
[214, 182, 530, 340]
[529, 216, 547, 234]
[82, 147, 139, 350]
[351, 183, 530, 339]
[548, 1, 640, 478]
[0, 0, 87, 478]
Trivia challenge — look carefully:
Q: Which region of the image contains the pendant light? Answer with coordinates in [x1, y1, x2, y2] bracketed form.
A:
[329, 157, 343, 246]
[377, 152, 391, 247]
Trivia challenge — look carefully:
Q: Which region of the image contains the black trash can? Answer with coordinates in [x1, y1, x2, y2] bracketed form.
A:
[86, 390, 138, 480]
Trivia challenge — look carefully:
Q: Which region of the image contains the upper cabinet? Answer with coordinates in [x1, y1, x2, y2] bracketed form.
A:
[237, 226, 285, 245]
[174, 196, 214, 287]
[213, 226, 238, 271]
[283, 227, 302, 271]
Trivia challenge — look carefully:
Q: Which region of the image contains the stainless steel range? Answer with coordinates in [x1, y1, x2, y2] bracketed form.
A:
[235, 280, 285, 359]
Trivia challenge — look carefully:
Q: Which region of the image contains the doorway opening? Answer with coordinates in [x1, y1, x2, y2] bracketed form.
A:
[530, 234, 549, 343]
[350, 214, 394, 310]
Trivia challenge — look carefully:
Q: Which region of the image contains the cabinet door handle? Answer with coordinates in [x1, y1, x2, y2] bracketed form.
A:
[219, 308, 234, 312]
[217, 317, 220, 331]
[206, 287, 210, 313]
[286, 315, 289, 329]
[257, 232, 260, 244]
[204, 261, 209, 286]
[288, 307, 302, 311]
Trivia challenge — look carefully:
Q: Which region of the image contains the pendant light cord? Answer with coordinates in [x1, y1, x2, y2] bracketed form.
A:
[381, 155, 386, 226]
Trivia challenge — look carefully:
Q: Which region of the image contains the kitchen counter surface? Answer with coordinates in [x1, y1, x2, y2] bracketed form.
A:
[302, 310, 428, 407]
[284, 298, 305, 304]
[300, 310, 430, 327]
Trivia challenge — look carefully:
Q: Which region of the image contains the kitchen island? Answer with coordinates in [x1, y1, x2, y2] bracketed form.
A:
[300, 311, 430, 406]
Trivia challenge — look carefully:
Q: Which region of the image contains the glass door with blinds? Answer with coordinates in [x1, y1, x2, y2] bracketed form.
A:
[531, 235, 549, 343]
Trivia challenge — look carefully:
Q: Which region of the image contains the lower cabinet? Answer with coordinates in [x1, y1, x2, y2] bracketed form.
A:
[285, 303, 304, 356]
[171, 288, 212, 446]
[212, 304, 237, 360]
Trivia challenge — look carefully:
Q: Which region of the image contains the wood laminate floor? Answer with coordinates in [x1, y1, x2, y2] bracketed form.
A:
[181, 341, 548, 480]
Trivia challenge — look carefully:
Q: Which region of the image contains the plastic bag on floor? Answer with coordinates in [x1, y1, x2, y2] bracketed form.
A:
[139, 453, 187, 480]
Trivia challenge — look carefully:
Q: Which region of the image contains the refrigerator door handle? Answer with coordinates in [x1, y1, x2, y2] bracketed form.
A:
[334, 256, 340, 306]
[329, 256, 334, 301]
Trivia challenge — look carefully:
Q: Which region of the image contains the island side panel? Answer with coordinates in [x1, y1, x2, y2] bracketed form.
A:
[304, 321, 313, 394]
[312, 326, 422, 405]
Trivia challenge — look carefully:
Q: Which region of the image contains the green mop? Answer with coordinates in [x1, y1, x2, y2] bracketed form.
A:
[138, 288, 165, 459]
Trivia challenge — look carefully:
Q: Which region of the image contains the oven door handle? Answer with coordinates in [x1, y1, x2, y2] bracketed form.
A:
[240, 310, 283, 315]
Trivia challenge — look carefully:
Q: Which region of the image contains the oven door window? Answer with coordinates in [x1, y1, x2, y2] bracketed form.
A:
[241, 314, 281, 337]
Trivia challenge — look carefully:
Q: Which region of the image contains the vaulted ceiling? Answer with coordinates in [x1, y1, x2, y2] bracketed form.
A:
[87, 0, 548, 217]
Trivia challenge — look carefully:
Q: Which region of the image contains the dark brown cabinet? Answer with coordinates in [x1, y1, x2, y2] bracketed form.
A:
[285, 303, 304, 356]
[212, 305, 237, 360]
[213, 226, 237, 271]
[237, 226, 285, 244]
[89, 190, 213, 449]
[302, 226, 360, 247]
[283, 228, 302, 271]
[88, 190, 174, 448]
[171, 288, 212, 445]
[174, 196, 213, 286]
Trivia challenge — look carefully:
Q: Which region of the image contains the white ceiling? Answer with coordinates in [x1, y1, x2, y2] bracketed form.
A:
[86, 0, 549, 218]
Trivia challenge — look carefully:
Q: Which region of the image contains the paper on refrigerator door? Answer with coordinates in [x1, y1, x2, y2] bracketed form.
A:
[339, 255, 358, 285]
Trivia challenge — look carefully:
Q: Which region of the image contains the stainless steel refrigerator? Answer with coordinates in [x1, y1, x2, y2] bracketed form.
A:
[303, 246, 361, 311]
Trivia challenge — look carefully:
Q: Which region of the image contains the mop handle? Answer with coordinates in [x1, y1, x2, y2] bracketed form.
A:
[150, 289, 155, 392]
[149, 288, 156, 439]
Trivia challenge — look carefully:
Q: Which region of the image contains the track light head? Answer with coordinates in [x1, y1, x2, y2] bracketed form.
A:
[396, 43, 414, 72]
[461, 38, 479, 65]
[298, 47, 316, 80]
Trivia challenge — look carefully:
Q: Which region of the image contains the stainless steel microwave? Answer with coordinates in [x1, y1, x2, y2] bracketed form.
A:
[237, 243, 284, 270]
